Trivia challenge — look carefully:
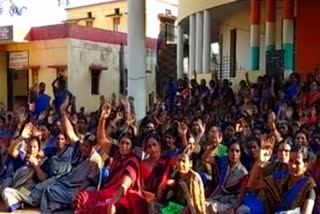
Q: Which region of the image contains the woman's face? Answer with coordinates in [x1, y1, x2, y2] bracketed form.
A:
[81, 140, 93, 158]
[56, 134, 66, 151]
[191, 121, 201, 134]
[311, 81, 318, 91]
[247, 140, 260, 159]
[278, 90, 285, 100]
[51, 121, 62, 136]
[145, 137, 161, 158]
[176, 154, 191, 175]
[27, 140, 40, 156]
[163, 135, 175, 148]
[71, 114, 78, 125]
[289, 152, 308, 177]
[277, 143, 291, 163]
[208, 126, 222, 147]
[159, 112, 167, 123]
[187, 136, 196, 150]
[119, 137, 133, 156]
[228, 143, 241, 164]
[39, 126, 49, 140]
[77, 120, 87, 133]
[295, 133, 308, 147]
[225, 126, 235, 139]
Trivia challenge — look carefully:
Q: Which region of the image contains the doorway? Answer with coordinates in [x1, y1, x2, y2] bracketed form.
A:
[12, 68, 29, 106]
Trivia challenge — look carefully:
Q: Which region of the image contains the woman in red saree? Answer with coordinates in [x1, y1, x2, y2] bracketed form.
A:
[140, 132, 175, 202]
[74, 103, 147, 214]
[302, 81, 320, 108]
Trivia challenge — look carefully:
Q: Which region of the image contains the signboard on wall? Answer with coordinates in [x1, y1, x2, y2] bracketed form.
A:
[9, 51, 29, 69]
[0, 25, 13, 42]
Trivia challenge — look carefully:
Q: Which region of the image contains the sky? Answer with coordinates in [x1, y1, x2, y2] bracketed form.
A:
[0, 0, 178, 27]
[0, 0, 107, 27]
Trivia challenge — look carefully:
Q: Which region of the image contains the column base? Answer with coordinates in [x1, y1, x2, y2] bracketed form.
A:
[249, 46, 260, 70]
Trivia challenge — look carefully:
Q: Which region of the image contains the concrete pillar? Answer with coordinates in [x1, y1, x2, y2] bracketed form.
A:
[249, 0, 261, 70]
[265, 0, 276, 51]
[203, 10, 211, 74]
[195, 12, 203, 74]
[127, 0, 146, 122]
[189, 14, 196, 77]
[177, 25, 184, 79]
[283, 0, 294, 75]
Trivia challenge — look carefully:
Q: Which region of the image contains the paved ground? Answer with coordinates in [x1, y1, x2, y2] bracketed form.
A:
[0, 204, 73, 214]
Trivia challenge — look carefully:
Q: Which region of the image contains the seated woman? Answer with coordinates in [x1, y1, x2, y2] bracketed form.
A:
[247, 143, 316, 213]
[2, 130, 74, 211]
[311, 147, 320, 213]
[74, 102, 147, 214]
[140, 132, 175, 203]
[162, 128, 179, 159]
[150, 153, 206, 214]
[262, 141, 291, 177]
[241, 136, 261, 171]
[0, 123, 48, 195]
[203, 141, 248, 213]
[1, 97, 101, 213]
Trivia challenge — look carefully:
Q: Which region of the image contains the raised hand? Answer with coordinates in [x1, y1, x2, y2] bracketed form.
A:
[268, 111, 276, 124]
[119, 97, 127, 106]
[198, 119, 206, 134]
[178, 122, 188, 136]
[21, 122, 34, 139]
[101, 102, 111, 119]
[259, 135, 273, 164]
[32, 126, 42, 138]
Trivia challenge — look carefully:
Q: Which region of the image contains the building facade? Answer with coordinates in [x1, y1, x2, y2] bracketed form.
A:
[0, 24, 157, 112]
[176, 0, 320, 87]
[64, 0, 178, 38]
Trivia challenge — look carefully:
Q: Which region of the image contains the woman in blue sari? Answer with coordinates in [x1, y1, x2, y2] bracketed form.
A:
[2, 131, 74, 212]
[247, 143, 316, 213]
[203, 141, 248, 213]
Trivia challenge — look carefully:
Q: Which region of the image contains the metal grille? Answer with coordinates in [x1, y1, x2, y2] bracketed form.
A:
[215, 55, 246, 80]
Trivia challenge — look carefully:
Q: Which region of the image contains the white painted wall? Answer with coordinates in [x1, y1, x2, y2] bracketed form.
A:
[219, 2, 283, 73]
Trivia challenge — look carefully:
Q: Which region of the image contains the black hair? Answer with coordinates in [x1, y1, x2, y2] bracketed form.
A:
[118, 132, 136, 148]
[164, 127, 177, 139]
[295, 131, 309, 142]
[291, 144, 313, 165]
[0, 116, 5, 123]
[83, 133, 97, 147]
[27, 136, 41, 152]
[227, 139, 241, 150]
[246, 136, 261, 147]
[143, 131, 160, 150]
[139, 116, 154, 130]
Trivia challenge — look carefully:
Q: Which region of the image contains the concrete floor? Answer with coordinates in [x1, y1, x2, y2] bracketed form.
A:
[0, 204, 73, 214]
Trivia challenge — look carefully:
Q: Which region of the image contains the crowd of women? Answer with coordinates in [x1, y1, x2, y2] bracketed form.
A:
[0, 70, 320, 214]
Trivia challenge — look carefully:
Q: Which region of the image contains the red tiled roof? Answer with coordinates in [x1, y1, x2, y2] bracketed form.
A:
[24, 23, 157, 50]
